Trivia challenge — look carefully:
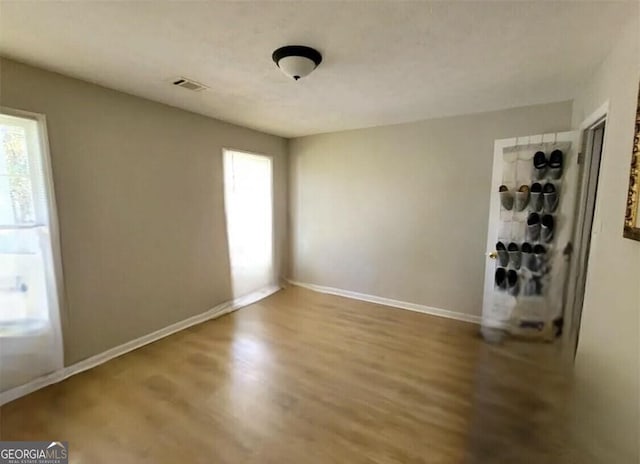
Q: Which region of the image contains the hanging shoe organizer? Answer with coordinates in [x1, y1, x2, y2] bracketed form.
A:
[490, 140, 572, 340]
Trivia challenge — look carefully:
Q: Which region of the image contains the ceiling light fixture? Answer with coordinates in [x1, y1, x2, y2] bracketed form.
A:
[272, 45, 322, 81]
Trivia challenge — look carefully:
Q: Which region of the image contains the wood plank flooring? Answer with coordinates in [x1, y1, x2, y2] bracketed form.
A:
[0, 287, 610, 463]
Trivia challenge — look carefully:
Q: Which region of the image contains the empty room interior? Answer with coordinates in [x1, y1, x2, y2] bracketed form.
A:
[0, 1, 639, 463]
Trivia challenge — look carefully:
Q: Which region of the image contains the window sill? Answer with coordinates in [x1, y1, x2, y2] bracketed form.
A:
[0, 319, 49, 338]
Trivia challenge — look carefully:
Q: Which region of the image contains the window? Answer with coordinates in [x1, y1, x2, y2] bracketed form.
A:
[0, 111, 61, 332]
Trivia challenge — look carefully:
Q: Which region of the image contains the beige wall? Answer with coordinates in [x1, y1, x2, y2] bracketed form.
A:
[289, 102, 572, 317]
[570, 17, 639, 461]
[0, 58, 288, 365]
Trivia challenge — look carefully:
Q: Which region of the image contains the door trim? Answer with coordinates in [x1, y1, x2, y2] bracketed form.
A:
[222, 148, 276, 299]
[562, 102, 609, 356]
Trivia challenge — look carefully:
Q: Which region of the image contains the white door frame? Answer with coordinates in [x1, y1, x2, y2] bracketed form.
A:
[221, 147, 276, 301]
[562, 101, 609, 355]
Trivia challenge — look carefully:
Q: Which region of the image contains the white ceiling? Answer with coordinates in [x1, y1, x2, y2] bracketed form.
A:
[0, 1, 636, 138]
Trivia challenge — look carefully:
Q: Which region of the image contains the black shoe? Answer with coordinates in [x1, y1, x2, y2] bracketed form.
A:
[533, 151, 547, 180]
[543, 183, 559, 213]
[508, 242, 521, 269]
[521, 242, 533, 270]
[496, 241, 509, 266]
[549, 149, 563, 179]
[533, 244, 546, 254]
[499, 185, 514, 210]
[530, 182, 543, 212]
[519, 320, 545, 330]
[527, 213, 541, 241]
[495, 267, 507, 291]
[507, 270, 519, 296]
[533, 244, 547, 272]
[541, 214, 554, 243]
[532, 275, 544, 295]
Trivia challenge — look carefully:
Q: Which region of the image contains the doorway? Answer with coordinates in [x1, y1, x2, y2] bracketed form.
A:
[564, 117, 606, 354]
[223, 149, 275, 302]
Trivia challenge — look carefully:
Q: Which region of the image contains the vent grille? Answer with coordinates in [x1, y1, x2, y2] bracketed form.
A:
[172, 77, 208, 92]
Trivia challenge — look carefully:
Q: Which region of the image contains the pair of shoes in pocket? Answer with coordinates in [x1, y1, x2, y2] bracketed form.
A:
[521, 242, 547, 272]
[523, 275, 545, 296]
[499, 185, 530, 211]
[495, 267, 519, 296]
[530, 182, 559, 213]
[497, 241, 547, 270]
[527, 213, 554, 243]
[533, 149, 563, 180]
[496, 241, 522, 269]
[500, 182, 558, 212]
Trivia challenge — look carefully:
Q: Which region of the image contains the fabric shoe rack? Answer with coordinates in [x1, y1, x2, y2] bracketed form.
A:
[491, 141, 573, 341]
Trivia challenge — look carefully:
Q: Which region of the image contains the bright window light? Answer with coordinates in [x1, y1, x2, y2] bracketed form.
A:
[223, 149, 274, 299]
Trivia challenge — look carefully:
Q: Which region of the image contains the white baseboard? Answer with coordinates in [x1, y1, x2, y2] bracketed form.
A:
[231, 285, 281, 310]
[0, 285, 281, 406]
[287, 279, 482, 325]
[64, 301, 235, 380]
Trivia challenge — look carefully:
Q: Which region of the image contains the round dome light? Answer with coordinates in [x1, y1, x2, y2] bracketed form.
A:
[272, 45, 322, 81]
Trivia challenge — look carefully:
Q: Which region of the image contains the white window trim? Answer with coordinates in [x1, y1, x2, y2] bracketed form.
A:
[0, 106, 67, 338]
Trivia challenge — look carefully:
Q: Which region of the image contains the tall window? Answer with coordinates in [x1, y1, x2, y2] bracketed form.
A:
[0, 113, 58, 336]
[0, 110, 64, 397]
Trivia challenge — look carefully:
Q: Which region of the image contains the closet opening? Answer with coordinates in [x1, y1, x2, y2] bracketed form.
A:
[222, 149, 275, 304]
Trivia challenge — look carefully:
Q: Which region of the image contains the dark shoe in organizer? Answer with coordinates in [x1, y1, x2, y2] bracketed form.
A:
[533, 244, 547, 272]
[507, 270, 519, 296]
[527, 212, 541, 241]
[508, 242, 521, 269]
[495, 267, 508, 291]
[530, 182, 543, 212]
[533, 151, 547, 180]
[549, 149, 563, 179]
[521, 242, 534, 270]
[541, 214, 554, 243]
[496, 241, 509, 267]
[543, 182, 559, 213]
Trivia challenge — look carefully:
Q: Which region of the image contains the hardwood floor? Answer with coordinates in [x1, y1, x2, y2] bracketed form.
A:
[0, 287, 609, 463]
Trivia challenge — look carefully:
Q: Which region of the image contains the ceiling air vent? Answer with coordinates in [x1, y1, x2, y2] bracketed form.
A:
[172, 77, 208, 92]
